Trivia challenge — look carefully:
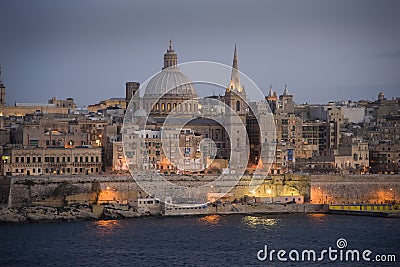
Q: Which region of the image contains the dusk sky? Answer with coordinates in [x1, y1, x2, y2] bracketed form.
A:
[0, 0, 399, 107]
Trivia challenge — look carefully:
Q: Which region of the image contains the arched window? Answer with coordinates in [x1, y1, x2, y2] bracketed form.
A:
[156, 103, 159, 111]
[184, 103, 187, 112]
[162, 103, 165, 111]
[189, 103, 192, 112]
[173, 103, 177, 109]
[167, 103, 171, 111]
[236, 100, 240, 112]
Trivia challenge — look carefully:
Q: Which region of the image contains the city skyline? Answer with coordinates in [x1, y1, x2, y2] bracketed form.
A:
[0, 0, 399, 107]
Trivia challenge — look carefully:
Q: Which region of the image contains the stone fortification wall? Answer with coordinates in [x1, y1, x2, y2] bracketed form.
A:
[6, 174, 308, 208]
[0, 176, 11, 204]
[7, 175, 139, 208]
[310, 175, 400, 204]
[5, 174, 399, 208]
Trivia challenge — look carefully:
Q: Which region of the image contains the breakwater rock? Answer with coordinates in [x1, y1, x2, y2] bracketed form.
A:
[0, 203, 157, 223]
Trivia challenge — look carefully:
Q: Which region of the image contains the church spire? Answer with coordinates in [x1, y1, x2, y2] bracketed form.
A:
[229, 45, 242, 93]
[232, 45, 238, 70]
[283, 84, 289, 96]
[268, 84, 273, 97]
[163, 40, 178, 69]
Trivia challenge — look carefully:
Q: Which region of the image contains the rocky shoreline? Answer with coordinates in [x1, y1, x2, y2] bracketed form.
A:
[0, 204, 162, 223]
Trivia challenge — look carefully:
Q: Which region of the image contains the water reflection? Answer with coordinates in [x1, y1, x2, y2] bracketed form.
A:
[307, 213, 327, 223]
[307, 213, 327, 219]
[93, 220, 120, 234]
[242, 216, 278, 228]
[199, 214, 220, 225]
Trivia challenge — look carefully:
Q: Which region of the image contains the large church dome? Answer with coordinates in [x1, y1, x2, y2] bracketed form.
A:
[144, 67, 198, 98]
[143, 41, 199, 116]
[144, 40, 197, 99]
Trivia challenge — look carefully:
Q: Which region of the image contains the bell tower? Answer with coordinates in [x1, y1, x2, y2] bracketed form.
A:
[224, 46, 249, 172]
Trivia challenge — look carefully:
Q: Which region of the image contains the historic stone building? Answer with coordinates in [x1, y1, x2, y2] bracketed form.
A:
[0, 146, 102, 176]
[8, 113, 106, 149]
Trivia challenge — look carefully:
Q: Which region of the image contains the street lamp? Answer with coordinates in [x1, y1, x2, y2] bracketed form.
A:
[390, 188, 395, 204]
[266, 189, 272, 203]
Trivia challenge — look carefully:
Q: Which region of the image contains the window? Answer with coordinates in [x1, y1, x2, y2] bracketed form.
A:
[162, 103, 165, 111]
[29, 140, 39, 147]
[15, 157, 19, 163]
[27, 157, 30, 164]
[75, 157, 78, 162]
[21, 157, 24, 163]
[38, 157, 42, 163]
[236, 100, 240, 112]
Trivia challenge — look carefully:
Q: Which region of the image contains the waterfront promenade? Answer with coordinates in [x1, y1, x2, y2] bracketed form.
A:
[329, 204, 400, 217]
